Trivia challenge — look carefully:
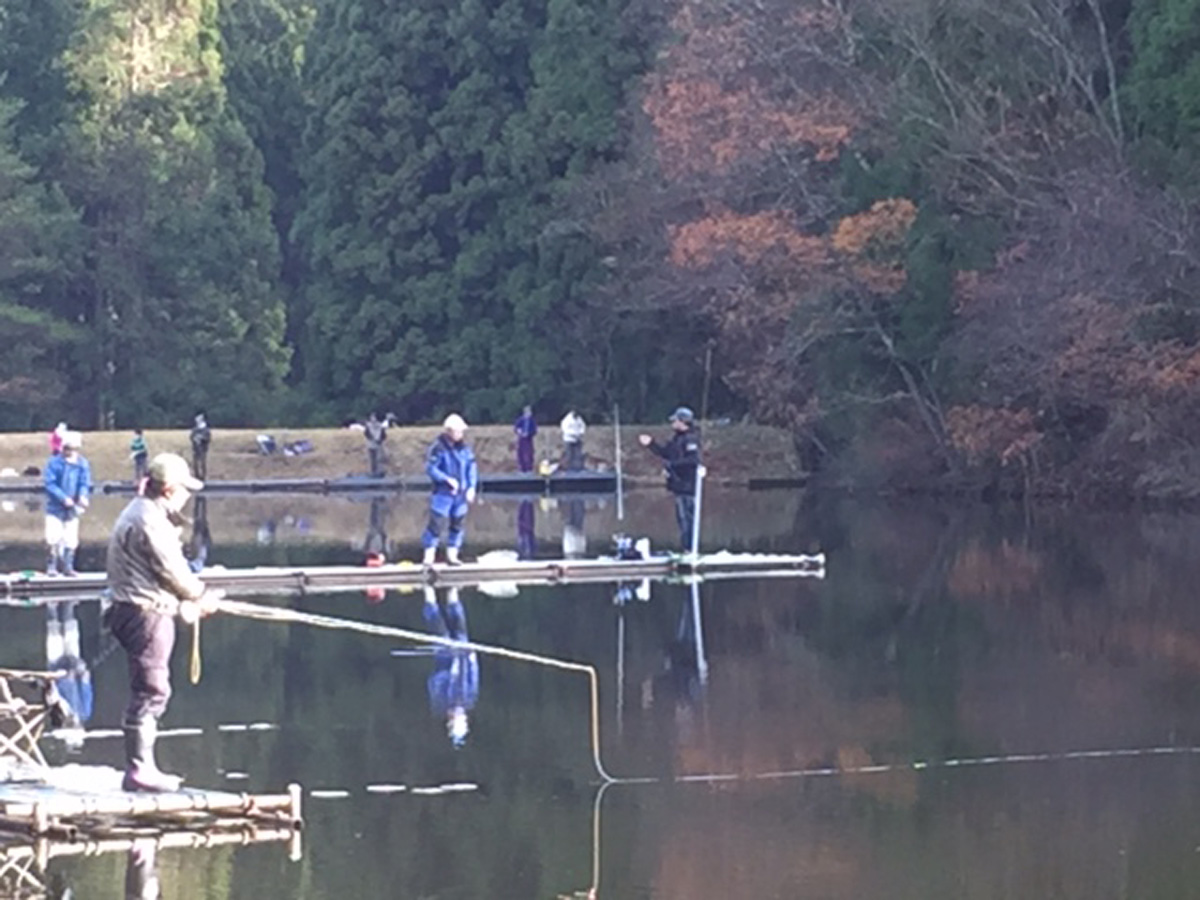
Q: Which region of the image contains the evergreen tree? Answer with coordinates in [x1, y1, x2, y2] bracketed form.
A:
[0, 0, 80, 146]
[0, 96, 82, 428]
[55, 0, 290, 426]
[219, 0, 314, 387]
[295, 0, 652, 422]
[1126, 0, 1200, 180]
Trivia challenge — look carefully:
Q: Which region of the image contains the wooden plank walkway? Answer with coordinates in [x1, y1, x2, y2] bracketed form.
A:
[0, 781, 301, 895]
[1, 552, 827, 603]
[0, 764, 301, 838]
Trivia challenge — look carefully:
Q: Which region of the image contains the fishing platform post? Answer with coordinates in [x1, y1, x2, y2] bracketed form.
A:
[614, 405, 625, 522]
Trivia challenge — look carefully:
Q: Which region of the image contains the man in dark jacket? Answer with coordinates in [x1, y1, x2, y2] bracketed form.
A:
[189, 414, 211, 479]
[363, 412, 388, 476]
[513, 405, 537, 473]
[422, 414, 478, 566]
[639, 407, 703, 552]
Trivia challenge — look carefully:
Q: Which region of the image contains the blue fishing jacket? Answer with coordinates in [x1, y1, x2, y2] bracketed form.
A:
[426, 435, 478, 498]
[44, 454, 92, 520]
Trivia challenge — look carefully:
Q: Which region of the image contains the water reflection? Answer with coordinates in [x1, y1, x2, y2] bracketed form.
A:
[561, 498, 587, 559]
[188, 496, 211, 572]
[10, 498, 1200, 897]
[516, 499, 536, 560]
[422, 586, 479, 748]
[44, 601, 100, 749]
[124, 840, 159, 900]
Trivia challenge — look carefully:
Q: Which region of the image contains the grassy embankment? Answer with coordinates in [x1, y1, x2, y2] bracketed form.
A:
[0, 423, 802, 486]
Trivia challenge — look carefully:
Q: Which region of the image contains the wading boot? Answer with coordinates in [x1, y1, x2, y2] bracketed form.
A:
[61, 549, 77, 577]
[422, 546, 437, 567]
[45, 550, 59, 577]
[445, 547, 463, 567]
[122, 719, 183, 793]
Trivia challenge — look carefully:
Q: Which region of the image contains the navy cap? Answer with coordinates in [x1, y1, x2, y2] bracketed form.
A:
[669, 407, 695, 423]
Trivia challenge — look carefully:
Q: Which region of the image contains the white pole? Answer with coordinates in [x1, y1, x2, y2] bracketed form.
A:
[690, 580, 708, 685]
[614, 405, 624, 522]
[689, 464, 705, 557]
[616, 611, 625, 735]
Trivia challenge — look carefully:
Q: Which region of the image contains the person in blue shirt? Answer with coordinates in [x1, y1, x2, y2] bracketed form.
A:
[423, 586, 479, 748]
[422, 414, 478, 566]
[44, 430, 92, 576]
[513, 405, 537, 473]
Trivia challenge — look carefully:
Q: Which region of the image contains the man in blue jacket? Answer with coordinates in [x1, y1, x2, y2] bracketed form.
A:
[422, 414, 478, 566]
[44, 430, 92, 575]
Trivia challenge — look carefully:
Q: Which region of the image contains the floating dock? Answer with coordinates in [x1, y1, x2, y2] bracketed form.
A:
[0, 767, 301, 896]
[0, 764, 302, 840]
[0, 470, 617, 497]
[1, 552, 826, 603]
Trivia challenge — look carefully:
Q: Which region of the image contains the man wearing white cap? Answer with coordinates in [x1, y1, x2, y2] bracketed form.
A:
[422, 414, 478, 565]
[43, 430, 91, 576]
[106, 452, 219, 791]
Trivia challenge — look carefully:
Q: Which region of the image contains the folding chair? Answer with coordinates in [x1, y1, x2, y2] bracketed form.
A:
[0, 669, 67, 771]
[0, 847, 43, 897]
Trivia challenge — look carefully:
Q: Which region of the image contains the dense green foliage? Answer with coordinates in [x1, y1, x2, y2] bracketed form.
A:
[292, 0, 658, 422]
[5, 0, 1200, 493]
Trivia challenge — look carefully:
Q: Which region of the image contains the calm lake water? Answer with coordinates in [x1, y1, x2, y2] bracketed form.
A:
[4, 491, 1200, 898]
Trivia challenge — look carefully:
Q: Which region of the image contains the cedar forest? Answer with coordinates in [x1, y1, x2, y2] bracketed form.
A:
[2, 0, 1200, 498]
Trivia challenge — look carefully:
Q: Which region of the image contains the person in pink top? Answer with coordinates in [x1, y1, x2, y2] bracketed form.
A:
[49, 422, 67, 456]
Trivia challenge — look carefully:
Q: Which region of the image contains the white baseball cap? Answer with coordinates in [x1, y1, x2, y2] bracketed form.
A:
[147, 453, 203, 491]
[61, 431, 83, 449]
[443, 413, 468, 432]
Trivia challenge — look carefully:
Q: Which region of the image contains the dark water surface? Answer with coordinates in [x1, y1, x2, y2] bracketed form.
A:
[5, 494, 1200, 898]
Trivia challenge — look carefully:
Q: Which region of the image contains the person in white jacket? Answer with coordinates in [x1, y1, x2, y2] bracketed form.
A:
[560, 410, 586, 472]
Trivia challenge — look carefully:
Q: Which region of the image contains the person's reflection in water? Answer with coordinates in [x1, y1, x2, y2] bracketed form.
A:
[124, 839, 160, 900]
[645, 594, 706, 738]
[423, 586, 479, 748]
[561, 497, 587, 559]
[365, 496, 389, 558]
[187, 495, 211, 573]
[45, 601, 93, 749]
[516, 499, 536, 560]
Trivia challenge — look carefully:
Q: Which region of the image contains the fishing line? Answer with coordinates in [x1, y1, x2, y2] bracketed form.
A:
[214, 599, 1197, 791]
[214, 598, 618, 783]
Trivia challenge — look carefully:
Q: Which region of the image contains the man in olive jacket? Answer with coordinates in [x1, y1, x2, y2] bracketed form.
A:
[106, 453, 219, 792]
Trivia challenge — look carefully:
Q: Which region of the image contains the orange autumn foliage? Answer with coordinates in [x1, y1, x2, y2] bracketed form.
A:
[945, 406, 1042, 466]
[831, 199, 918, 258]
[642, 0, 856, 177]
[669, 210, 829, 268]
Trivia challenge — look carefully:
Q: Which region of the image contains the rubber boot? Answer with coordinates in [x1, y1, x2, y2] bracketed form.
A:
[422, 546, 437, 566]
[446, 546, 463, 567]
[122, 719, 183, 793]
[46, 550, 59, 577]
[61, 548, 77, 577]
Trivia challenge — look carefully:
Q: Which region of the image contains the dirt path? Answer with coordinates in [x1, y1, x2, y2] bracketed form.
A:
[0, 423, 802, 487]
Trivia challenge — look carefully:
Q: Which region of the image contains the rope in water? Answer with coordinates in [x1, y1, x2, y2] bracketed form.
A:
[215, 598, 617, 783]
[213, 599, 1200, 789]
